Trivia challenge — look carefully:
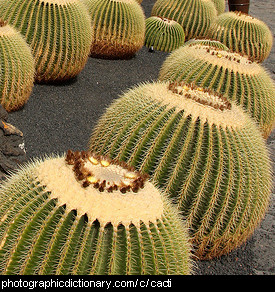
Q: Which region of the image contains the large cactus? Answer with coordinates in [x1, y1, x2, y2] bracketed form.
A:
[89, 81, 272, 259]
[144, 16, 185, 52]
[208, 11, 273, 63]
[0, 0, 92, 83]
[0, 20, 34, 111]
[81, 0, 145, 59]
[0, 150, 192, 274]
[151, 0, 217, 40]
[159, 44, 275, 138]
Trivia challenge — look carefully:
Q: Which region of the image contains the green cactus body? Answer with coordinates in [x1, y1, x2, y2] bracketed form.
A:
[0, 150, 192, 274]
[0, 20, 35, 111]
[89, 81, 272, 259]
[81, 0, 145, 59]
[0, 0, 92, 83]
[208, 11, 273, 63]
[211, 0, 225, 15]
[151, 0, 217, 40]
[159, 44, 275, 138]
[144, 16, 185, 52]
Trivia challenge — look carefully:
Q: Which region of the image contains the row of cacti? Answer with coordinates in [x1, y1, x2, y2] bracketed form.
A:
[0, 0, 274, 274]
[0, 0, 273, 111]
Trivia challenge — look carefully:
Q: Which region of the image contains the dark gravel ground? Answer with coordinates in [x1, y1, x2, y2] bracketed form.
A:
[5, 0, 274, 275]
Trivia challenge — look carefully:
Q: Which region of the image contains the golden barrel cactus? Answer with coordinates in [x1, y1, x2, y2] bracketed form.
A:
[0, 150, 192, 274]
[81, 0, 146, 59]
[0, 0, 92, 83]
[89, 81, 272, 259]
[0, 20, 34, 111]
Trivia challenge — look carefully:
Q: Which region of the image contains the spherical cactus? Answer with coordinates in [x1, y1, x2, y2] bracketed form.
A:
[0, 20, 35, 111]
[151, 0, 217, 40]
[81, 0, 145, 59]
[207, 11, 273, 63]
[159, 44, 275, 138]
[89, 81, 272, 260]
[0, 150, 192, 275]
[0, 0, 92, 83]
[211, 0, 225, 15]
[144, 16, 185, 52]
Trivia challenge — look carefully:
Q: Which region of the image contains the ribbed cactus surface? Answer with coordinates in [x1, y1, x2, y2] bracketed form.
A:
[211, 0, 225, 15]
[0, 0, 92, 83]
[145, 16, 185, 52]
[151, 0, 217, 40]
[89, 81, 272, 259]
[0, 20, 34, 111]
[159, 44, 275, 138]
[0, 150, 192, 274]
[81, 0, 145, 59]
[208, 11, 273, 63]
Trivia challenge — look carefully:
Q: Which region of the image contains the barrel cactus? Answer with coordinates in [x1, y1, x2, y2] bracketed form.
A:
[208, 11, 273, 63]
[89, 81, 272, 259]
[0, 150, 192, 274]
[0, 0, 92, 83]
[0, 20, 34, 111]
[144, 16, 185, 52]
[81, 0, 145, 59]
[151, 0, 217, 40]
[159, 44, 275, 138]
[211, 0, 225, 15]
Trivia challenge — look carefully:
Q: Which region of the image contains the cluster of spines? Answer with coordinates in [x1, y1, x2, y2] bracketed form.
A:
[65, 149, 149, 193]
[151, 0, 217, 40]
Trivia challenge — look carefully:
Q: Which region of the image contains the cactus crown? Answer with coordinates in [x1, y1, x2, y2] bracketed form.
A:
[65, 150, 149, 192]
[168, 81, 232, 111]
[184, 44, 260, 74]
[145, 81, 246, 128]
[35, 151, 163, 227]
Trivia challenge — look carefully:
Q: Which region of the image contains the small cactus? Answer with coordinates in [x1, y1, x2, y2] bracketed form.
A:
[0, 150, 192, 274]
[0, 0, 92, 83]
[89, 81, 272, 259]
[208, 11, 273, 63]
[0, 20, 35, 111]
[159, 44, 275, 138]
[144, 16, 185, 52]
[211, 0, 225, 15]
[81, 0, 145, 59]
[151, 0, 217, 40]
